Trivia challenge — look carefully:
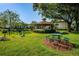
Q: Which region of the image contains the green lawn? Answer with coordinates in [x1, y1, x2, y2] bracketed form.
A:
[0, 31, 79, 56]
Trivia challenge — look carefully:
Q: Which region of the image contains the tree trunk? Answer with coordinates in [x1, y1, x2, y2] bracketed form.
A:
[75, 20, 79, 31]
[67, 23, 71, 32]
[4, 33, 6, 38]
[75, 10, 79, 32]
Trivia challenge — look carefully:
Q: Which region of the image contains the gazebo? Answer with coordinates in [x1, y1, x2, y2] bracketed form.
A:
[33, 18, 53, 30]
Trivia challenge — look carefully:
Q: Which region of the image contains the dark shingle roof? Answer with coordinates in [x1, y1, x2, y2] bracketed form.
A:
[37, 20, 52, 25]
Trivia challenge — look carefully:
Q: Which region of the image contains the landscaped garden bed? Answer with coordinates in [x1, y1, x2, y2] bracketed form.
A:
[43, 33, 75, 51]
[0, 36, 9, 41]
[44, 39, 74, 51]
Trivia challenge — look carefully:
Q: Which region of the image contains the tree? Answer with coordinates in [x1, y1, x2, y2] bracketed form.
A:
[30, 21, 37, 30]
[0, 9, 21, 36]
[57, 4, 74, 32]
[63, 4, 79, 31]
[70, 4, 79, 31]
[33, 3, 74, 32]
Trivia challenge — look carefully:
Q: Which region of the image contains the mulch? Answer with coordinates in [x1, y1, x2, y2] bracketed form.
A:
[0, 36, 9, 41]
[43, 39, 74, 51]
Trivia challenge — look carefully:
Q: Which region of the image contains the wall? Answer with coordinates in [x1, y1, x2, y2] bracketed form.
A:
[57, 21, 68, 30]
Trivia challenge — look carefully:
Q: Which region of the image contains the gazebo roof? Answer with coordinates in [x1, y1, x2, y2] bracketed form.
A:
[37, 18, 52, 25]
[39, 21, 52, 24]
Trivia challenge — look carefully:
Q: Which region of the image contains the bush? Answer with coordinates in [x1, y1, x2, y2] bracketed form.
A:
[61, 32, 69, 34]
[47, 35, 53, 39]
[33, 29, 56, 33]
[2, 29, 8, 33]
[33, 29, 45, 33]
[45, 29, 55, 33]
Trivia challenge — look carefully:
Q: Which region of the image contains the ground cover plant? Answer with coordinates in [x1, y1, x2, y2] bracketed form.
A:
[0, 31, 79, 56]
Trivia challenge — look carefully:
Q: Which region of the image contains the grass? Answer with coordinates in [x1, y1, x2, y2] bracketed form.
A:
[0, 31, 79, 56]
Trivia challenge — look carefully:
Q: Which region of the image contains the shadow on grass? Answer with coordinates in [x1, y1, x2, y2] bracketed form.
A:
[25, 31, 32, 34]
[71, 32, 79, 34]
[72, 43, 79, 48]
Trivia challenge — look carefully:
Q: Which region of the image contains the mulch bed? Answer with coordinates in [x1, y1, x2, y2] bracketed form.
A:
[0, 36, 9, 41]
[43, 39, 74, 51]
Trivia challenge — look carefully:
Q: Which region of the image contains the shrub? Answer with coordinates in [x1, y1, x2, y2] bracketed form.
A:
[33, 29, 45, 33]
[61, 32, 69, 34]
[33, 29, 56, 33]
[45, 29, 55, 33]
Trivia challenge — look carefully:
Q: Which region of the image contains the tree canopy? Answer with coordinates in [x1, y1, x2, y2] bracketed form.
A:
[33, 3, 79, 32]
[0, 9, 21, 28]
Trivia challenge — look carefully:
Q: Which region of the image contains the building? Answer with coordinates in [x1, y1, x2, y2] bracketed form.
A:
[33, 18, 68, 30]
[56, 20, 68, 30]
[33, 18, 53, 30]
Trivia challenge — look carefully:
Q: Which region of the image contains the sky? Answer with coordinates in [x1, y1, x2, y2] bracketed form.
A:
[0, 3, 42, 24]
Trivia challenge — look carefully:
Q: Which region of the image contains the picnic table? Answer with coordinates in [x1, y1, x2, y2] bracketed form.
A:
[50, 33, 69, 42]
[51, 33, 62, 39]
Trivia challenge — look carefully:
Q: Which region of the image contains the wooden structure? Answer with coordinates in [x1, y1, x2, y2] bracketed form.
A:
[56, 20, 68, 30]
[33, 18, 53, 30]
